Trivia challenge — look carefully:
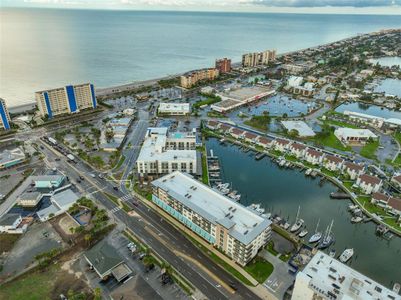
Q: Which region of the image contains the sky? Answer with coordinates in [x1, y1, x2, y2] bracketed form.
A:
[1, 0, 401, 14]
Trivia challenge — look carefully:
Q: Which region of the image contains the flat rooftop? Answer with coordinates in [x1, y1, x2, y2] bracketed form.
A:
[137, 128, 197, 162]
[222, 86, 273, 102]
[159, 102, 190, 112]
[300, 251, 399, 300]
[281, 120, 315, 137]
[335, 127, 377, 139]
[0, 148, 25, 164]
[152, 171, 271, 245]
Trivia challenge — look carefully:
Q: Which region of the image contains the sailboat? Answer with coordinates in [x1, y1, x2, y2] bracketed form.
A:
[318, 220, 335, 249]
[309, 219, 322, 243]
[290, 206, 304, 232]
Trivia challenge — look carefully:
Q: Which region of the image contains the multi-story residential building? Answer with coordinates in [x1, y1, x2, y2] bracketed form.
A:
[343, 162, 364, 180]
[228, 127, 245, 139]
[151, 171, 272, 266]
[243, 132, 258, 143]
[158, 103, 190, 116]
[356, 174, 382, 194]
[292, 251, 399, 300]
[180, 68, 219, 89]
[256, 136, 274, 149]
[274, 138, 291, 152]
[305, 148, 325, 165]
[242, 50, 276, 68]
[289, 143, 307, 159]
[323, 155, 344, 171]
[0, 98, 11, 130]
[391, 174, 401, 189]
[136, 128, 200, 180]
[215, 58, 232, 73]
[35, 83, 97, 118]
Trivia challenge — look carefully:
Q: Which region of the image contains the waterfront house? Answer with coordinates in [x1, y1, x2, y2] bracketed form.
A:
[229, 127, 245, 139]
[243, 131, 258, 143]
[323, 155, 344, 172]
[274, 138, 291, 152]
[356, 174, 382, 194]
[391, 174, 401, 190]
[206, 120, 220, 130]
[371, 192, 389, 208]
[387, 197, 401, 216]
[289, 143, 307, 159]
[256, 136, 273, 149]
[304, 148, 325, 165]
[218, 123, 231, 134]
[343, 161, 364, 180]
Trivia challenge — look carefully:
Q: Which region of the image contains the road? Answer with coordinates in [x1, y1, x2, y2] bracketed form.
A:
[38, 140, 263, 300]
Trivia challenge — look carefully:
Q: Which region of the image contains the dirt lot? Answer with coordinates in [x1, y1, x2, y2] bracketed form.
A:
[0, 234, 20, 254]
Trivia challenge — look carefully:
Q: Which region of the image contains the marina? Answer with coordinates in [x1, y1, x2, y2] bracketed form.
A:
[206, 137, 401, 288]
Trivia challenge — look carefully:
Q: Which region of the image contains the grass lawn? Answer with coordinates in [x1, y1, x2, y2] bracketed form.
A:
[0, 265, 58, 300]
[266, 241, 279, 256]
[114, 155, 126, 169]
[359, 140, 379, 160]
[243, 115, 270, 132]
[323, 119, 360, 129]
[198, 145, 209, 185]
[244, 257, 274, 284]
[184, 234, 254, 286]
[310, 131, 351, 151]
[394, 132, 401, 145]
[193, 96, 221, 109]
[0, 234, 21, 253]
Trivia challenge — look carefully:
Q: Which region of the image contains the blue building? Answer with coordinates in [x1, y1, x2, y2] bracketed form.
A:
[0, 98, 11, 130]
[35, 83, 97, 118]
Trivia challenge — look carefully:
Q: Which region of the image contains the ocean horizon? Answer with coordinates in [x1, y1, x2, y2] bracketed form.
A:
[1, 7, 401, 107]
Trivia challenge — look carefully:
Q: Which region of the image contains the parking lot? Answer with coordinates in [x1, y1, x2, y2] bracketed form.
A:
[81, 231, 189, 300]
[0, 222, 64, 279]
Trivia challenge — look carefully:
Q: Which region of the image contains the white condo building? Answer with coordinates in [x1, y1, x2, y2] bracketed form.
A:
[136, 128, 200, 179]
[158, 103, 190, 116]
[35, 83, 97, 118]
[152, 171, 272, 266]
[292, 251, 400, 300]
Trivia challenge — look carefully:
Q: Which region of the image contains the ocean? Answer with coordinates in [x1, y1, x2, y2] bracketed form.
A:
[1, 8, 401, 107]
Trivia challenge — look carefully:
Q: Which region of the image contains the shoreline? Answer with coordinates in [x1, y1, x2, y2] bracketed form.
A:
[6, 29, 400, 111]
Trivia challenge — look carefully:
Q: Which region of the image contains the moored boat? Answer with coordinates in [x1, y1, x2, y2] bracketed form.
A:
[309, 219, 322, 243]
[290, 206, 304, 232]
[339, 248, 354, 263]
[318, 220, 335, 249]
[298, 229, 308, 238]
[351, 216, 363, 223]
[329, 249, 336, 257]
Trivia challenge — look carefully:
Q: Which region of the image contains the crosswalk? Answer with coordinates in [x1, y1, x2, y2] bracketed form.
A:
[119, 194, 133, 202]
[110, 207, 121, 213]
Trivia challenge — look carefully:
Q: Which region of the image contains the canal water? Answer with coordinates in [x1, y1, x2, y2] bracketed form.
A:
[374, 78, 401, 98]
[206, 138, 401, 288]
[335, 102, 401, 119]
[370, 57, 401, 68]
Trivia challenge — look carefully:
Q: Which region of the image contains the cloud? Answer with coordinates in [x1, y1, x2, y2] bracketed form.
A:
[251, 0, 401, 7]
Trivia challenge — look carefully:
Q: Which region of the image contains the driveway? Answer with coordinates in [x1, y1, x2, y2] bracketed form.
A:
[259, 250, 295, 300]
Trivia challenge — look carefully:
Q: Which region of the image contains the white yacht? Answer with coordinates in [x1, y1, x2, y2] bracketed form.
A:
[309, 219, 323, 243]
[339, 248, 354, 263]
[290, 206, 304, 232]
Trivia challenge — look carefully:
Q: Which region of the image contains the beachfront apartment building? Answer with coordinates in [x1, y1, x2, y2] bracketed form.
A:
[292, 251, 399, 300]
[356, 174, 382, 194]
[215, 58, 232, 74]
[151, 171, 272, 266]
[136, 128, 199, 180]
[180, 68, 219, 89]
[323, 155, 345, 172]
[0, 98, 11, 130]
[242, 49, 276, 68]
[304, 148, 325, 165]
[158, 103, 190, 116]
[35, 83, 97, 118]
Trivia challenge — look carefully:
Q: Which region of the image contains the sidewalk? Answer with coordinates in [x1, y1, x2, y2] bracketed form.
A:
[131, 190, 278, 300]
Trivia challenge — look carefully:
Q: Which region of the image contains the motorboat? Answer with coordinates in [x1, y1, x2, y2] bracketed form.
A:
[351, 216, 363, 223]
[339, 248, 354, 263]
[392, 283, 400, 294]
[329, 249, 336, 258]
[298, 229, 308, 238]
[290, 206, 304, 232]
[348, 204, 358, 211]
